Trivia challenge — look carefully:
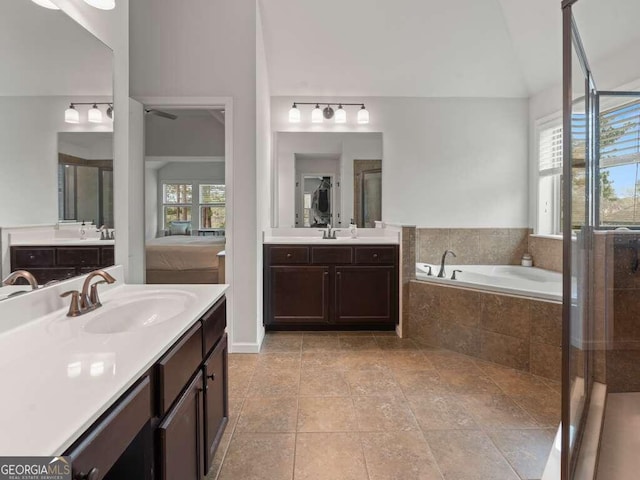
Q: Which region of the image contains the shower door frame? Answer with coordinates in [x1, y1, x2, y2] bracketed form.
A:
[562, 1, 598, 478]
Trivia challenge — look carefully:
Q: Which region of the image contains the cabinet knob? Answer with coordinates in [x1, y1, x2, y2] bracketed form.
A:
[286, 253, 292, 258]
[207, 373, 216, 381]
[29, 255, 35, 260]
[76, 467, 99, 480]
[373, 253, 379, 258]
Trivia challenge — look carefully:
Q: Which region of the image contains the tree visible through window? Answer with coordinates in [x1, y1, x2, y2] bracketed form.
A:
[163, 184, 192, 227]
[199, 184, 226, 229]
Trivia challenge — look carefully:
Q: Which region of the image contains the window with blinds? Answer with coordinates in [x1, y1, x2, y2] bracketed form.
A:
[599, 100, 640, 226]
[539, 125, 563, 174]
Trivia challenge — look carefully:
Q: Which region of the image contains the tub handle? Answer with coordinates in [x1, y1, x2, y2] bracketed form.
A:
[451, 269, 462, 280]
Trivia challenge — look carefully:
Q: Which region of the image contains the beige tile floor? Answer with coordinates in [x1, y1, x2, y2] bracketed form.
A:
[208, 332, 560, 480]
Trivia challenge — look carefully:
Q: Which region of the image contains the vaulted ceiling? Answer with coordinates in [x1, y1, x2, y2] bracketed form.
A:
[259, 0, 640, 98]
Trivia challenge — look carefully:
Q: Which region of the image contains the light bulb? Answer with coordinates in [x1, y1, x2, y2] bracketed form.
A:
[335, 105, 346, 124]
[357, 105, 370, 124]
[88, 104, 103, 123]
[65, 105, 80, 124]
[288, 104, 301, 123]
[31, 0, 60, 9]
[83, 0, 115, 10]
[311, 104, 323, 123]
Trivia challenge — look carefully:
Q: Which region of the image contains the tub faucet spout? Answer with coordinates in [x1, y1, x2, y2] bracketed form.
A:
[437, 250, 457, 278]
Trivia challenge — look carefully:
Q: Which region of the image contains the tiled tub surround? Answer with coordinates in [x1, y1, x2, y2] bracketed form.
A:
[407, 280, 562, 381]
[528, 235, 562, 273]
[416, 228, 531, 265]
[212, 332, 560, 480]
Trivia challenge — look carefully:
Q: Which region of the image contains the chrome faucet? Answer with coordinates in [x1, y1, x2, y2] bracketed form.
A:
[318, 225, 339, 240]
[437, 250, 457, 278]
[3, 270, 39, 290]
[60, 270, 116, 317]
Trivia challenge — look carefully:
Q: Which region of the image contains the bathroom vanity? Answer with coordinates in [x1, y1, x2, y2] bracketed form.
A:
[11, 244, 115, 284]
[0, 267, 228, 480]
[264, 239, 399, 329]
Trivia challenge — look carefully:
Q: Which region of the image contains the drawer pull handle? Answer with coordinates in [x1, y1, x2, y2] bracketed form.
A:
[207, 373, 216, 381]
[76, 467, 99, 480]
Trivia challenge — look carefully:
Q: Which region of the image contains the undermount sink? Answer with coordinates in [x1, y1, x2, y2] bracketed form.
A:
[83, 290, 197, 334]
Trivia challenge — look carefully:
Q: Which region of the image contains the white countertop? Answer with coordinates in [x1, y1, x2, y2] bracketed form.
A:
[10, 238, 115, 246]
[264, 236, 399, 245]
[0, 282, 228, 456]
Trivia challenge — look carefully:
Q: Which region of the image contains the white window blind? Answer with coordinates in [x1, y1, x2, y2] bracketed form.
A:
[600, 100, 640, 168]
[539, 125, 563, 173]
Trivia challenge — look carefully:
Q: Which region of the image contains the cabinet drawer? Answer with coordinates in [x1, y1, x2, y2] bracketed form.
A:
[66, 376, 152, 480]
[12, 248, 55, 267]
[157, 323, 203, 415]
[57, 247, 100, 267]
[101, 246, 115, 266]
[269, 246, 309, 265]
[202, 297, 226, 356]
[311, 246, 353, 264]
[354, 246, 396, 264]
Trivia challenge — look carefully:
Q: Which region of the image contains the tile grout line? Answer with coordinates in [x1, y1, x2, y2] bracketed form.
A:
[291, 341, 303, 480]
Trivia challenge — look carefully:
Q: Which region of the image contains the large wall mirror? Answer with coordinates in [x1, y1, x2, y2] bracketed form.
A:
[273, 132, 383, 228]
[0, 0, 114, 297]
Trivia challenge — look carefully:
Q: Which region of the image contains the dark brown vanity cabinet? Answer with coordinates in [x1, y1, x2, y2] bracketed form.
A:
[264, 244, 398, 329]
[157, 371, 205, 480]
[10, 245, 115, 284]
[63, 296, 228, 480]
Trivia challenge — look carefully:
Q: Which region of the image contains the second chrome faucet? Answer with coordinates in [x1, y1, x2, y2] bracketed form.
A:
[61, 270, 116, 317]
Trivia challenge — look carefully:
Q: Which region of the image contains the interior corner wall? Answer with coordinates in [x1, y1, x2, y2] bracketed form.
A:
[144, 168, 158, 241]
[271, 96, 530, 228]
[130, 0, 259, 351]
[256, 0, 271, 347]
[0, 96, 113, 227]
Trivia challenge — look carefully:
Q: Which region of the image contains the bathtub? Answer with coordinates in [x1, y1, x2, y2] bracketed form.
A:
[416, 263, 562, 302]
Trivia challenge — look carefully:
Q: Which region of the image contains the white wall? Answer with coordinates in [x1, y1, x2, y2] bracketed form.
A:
[145, 167, 158, 241]
[255, 1, 271, 348]
[274, 132, 382, 227]
[272, 96, 530, 228]
[146, 114, 225, 157]
[0, 96, 113, 227]
[131, 0, 260, 351]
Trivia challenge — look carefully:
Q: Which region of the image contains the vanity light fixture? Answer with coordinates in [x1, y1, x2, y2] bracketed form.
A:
[64, 104, 80, 124]
[288, 103, 301, 123]
[83, 0, 116, 10]
[311, 104, 323, 123]
[31, 0, 60, 9]
[88, 104, 103, 123]
[357, 105, 370, 124]
[64, 102, 114, 124]
[287, 102, 370, 124]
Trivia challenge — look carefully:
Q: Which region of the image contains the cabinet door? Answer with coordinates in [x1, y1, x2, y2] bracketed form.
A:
[157, 371, 204, 480]
[335, 266, 396, 325]
[204, 334, 229, 473]
[267, 266, 330, 325]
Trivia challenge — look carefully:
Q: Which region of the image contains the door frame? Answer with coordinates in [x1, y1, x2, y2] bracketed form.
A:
[135, 96, 235, 348]
[296, 173, 338, 228]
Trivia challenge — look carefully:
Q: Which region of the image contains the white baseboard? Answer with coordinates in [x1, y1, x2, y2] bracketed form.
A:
[229, 342, 262, 354]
